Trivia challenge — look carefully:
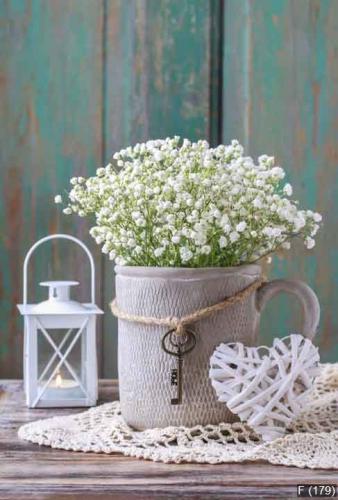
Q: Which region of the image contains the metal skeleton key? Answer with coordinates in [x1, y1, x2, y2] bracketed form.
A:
[161, 328, 196, 405]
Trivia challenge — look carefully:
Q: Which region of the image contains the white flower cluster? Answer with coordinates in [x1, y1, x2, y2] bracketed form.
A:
[57, 137, 322, 267]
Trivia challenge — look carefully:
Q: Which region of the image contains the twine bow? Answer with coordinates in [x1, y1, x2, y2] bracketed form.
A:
[110, 276, 266, 336]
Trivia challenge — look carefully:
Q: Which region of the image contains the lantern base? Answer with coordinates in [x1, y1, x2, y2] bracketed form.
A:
[26, 384, 97, 408]
[29, 398, 97, 408]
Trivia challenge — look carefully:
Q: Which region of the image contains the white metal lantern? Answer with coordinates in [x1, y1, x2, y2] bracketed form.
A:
[17, 234, 103, 408]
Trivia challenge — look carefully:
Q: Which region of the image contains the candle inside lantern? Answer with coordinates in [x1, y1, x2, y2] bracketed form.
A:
[48, 371, 79, 389]
[37, 369, 82, 403]
[56, 372, 62, 387]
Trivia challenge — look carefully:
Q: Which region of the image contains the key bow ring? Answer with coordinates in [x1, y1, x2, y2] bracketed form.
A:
[161, 328, 197, 356]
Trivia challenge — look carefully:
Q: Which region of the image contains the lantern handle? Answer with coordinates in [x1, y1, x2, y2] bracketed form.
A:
[23, 234, 96, 306]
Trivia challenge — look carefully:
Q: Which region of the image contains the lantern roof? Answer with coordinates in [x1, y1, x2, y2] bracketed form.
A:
[17, 280, 103, 316]
[17, 303, 103, 316]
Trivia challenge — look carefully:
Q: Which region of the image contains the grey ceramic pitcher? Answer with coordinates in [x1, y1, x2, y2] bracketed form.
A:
[115, 264, 320, 430]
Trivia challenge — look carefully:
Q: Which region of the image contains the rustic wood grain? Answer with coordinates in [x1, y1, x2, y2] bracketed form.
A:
[222, 0, 338, 361]
[0, 380, 336, 499]
[1, 0, 337, 381]
[0, 0, 105, 378]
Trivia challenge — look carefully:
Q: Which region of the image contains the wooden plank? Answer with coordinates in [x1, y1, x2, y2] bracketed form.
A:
[0, 380, 336, 499]
[0, 0, 105, 378]
[101, 0, 218, 377]
[222, 0, 338, 361]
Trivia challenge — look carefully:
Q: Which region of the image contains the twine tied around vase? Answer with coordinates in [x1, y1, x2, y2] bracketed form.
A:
[110, 276, 266, 337]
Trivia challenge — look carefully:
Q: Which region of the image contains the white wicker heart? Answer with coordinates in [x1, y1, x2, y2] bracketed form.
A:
[209, 334, 320, 441]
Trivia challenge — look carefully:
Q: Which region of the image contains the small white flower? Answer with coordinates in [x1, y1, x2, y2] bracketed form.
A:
[270, 166, 285, 179]
[272, 228, 282, 237]
[220, 214, 229, 225]
[230, 231, 239, 243]
[172, 235, 181, 244]
[236, 221, 247, 232]
[54, 194, 62, 204]
[294, 215, 306, 231]
[313, 212, 322, 222]
[181, 227, 191, 238]
[194, 232, 207, 246]
[180, 246, 193, 263]
[116, 256, 127, 265]
[127, 238, 136, 248]
[153, 150, 163, 162]
[212, 208, 221, 219]
[131, 211, 142, 220]
[305, 237, 315, 249]
[222, 224, 231, 234]
[96, 167, 106, 177]
[219, 236, 227, 248]
[63, 207, 72, 215]
[135, 218, 146, 227]
[253, 198, 263, 209]
[154, 247, 165, 257]
[102, 244, 110, 254]
[201, 245, 211, 255]
[283, 183, 293, 196]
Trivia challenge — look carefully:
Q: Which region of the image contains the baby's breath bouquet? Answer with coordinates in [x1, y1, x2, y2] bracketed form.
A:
[56, 137, 321, 267]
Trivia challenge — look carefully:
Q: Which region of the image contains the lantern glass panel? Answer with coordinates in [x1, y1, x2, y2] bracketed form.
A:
[37, 327, 86, 402]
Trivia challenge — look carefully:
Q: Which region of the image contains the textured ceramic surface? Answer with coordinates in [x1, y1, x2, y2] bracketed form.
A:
[115, 265, 320, 430]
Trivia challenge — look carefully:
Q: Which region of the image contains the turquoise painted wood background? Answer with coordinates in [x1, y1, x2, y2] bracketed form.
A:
[1, 0, 337, 378]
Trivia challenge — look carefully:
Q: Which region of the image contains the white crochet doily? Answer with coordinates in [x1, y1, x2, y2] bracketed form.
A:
[19, 364, 338, 469]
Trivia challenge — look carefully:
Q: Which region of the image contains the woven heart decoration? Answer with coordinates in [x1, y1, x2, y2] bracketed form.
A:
[209, 334, 320, 441]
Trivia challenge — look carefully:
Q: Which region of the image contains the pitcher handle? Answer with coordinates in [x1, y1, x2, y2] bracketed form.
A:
[256, 279, 320, 340]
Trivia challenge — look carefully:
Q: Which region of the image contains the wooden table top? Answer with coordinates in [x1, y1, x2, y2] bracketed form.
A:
[0, 380, 337, 499]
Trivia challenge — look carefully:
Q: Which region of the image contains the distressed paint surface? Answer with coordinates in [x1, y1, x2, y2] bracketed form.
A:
[0, 0, 104, 377]
[223, 0, 338, 361]
[1, 0, 337, 378]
